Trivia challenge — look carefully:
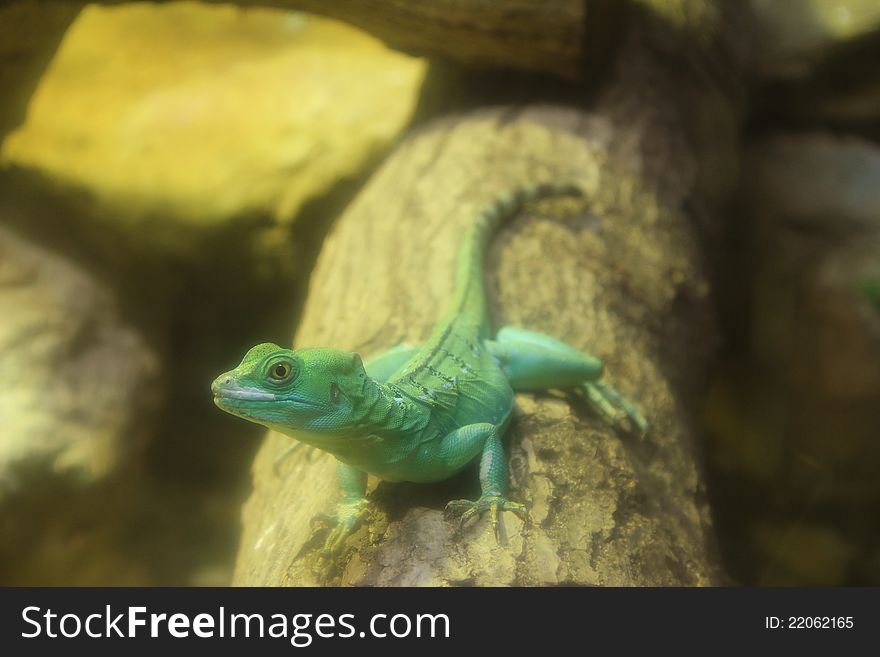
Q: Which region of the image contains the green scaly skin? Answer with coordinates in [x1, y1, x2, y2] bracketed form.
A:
[212, 184, 648, 558]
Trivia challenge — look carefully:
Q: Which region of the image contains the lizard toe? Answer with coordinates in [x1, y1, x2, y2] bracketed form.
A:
[446, 494, 528, 543]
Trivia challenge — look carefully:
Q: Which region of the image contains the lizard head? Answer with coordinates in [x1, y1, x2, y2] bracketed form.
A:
[211, 342, 370, 441]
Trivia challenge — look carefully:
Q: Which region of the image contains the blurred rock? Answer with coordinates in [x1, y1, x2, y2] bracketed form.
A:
[750, 1, 880, 139]
[1, 2, 425, 249]
[0, 224, 161, 497]
[747, 134, 880, 225]
[0, 212, 246, 585]
[750, 0, 880, 78]
[747, 135, 880, 390]
[707, 133, 880, 584]
[0, 1, 82, 140]
[752, 522, 859, 586]
[0, 2, 424, 585]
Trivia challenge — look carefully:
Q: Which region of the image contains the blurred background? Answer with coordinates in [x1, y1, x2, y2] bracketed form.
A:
[0, 0, 877, 585]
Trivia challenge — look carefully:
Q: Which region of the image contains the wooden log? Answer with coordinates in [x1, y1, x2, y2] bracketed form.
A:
[46, 0, 617, 79]
[247, 0, 599, 79]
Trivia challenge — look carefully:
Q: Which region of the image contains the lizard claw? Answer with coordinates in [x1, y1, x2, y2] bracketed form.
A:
[445, 494, 527, 544]
[583, 382, 649, 437]
[321, 499, 371, 556]
[309, 499, 371, 578]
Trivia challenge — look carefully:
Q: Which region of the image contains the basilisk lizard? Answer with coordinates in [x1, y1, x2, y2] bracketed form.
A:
[212, 184, 647, 555]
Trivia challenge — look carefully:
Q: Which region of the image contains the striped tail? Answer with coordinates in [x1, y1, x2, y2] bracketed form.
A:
[449, 182, 584, 338]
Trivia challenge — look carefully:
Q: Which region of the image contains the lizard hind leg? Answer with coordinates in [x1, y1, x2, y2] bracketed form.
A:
[486, 326, 649, 435]
[440, 423, 526, 544]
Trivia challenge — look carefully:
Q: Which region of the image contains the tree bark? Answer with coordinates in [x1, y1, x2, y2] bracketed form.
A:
[234, 0, 597, 79]
[233, 2, 749, 585]
[46, 0, 617, 80]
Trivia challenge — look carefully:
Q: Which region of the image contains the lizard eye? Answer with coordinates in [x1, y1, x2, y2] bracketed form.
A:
[269, 362, 292, 381]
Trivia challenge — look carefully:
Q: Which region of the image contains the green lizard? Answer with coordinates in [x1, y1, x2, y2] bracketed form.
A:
[212, 184, 647, 555]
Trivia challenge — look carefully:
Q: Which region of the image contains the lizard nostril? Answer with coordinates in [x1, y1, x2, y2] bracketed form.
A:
[212, 376, 232, 394]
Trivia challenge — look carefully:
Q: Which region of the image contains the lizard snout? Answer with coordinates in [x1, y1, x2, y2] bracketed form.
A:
[211, 374, 233, 396]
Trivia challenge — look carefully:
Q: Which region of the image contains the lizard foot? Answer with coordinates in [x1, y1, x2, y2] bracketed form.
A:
[311, 498, 371, 573]
[583, 382, 649, 437]
[445, 494, 527, 544]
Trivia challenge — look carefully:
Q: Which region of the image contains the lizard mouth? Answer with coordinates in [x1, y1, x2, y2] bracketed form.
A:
[211, 379, 323, 410]
[214, 387, 277, 402]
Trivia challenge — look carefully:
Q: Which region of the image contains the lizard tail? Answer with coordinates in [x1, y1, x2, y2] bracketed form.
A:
[450, 182, 584, 338]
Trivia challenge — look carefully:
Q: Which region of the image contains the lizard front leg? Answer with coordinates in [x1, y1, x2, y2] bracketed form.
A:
[319, 462, 369, 557]
[312, 345, 419, 561]
[319, 343, 417, 552]
[441, 423, 526, 543]
[486, 326, 649, 435]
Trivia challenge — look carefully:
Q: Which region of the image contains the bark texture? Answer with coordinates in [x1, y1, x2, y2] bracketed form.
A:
[234, 3, 749, 586]
[256, 0, 594, 79]
[56, 0, 611, 79]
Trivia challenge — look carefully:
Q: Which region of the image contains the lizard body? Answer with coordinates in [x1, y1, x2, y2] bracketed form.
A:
[212, 184, 647, 552]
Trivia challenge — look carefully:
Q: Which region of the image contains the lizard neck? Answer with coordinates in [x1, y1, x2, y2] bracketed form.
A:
[350, 376, 406, 432]
[316, 377, 427, 462]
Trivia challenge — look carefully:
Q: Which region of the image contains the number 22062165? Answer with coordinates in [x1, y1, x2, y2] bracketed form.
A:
[765, 617, 854, 630]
